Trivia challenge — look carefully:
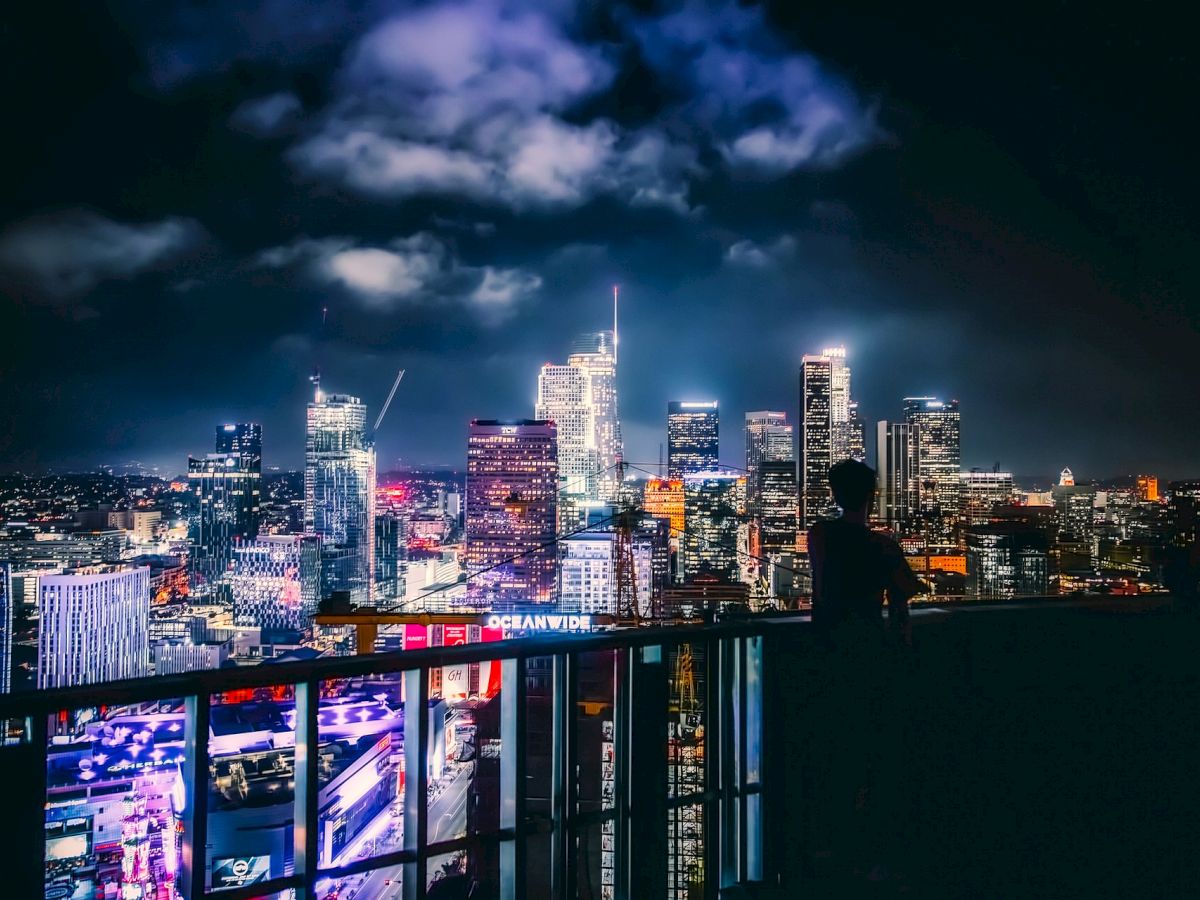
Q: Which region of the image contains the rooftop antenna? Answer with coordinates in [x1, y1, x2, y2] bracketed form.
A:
[309, 368, 321, 403]
[374, 368, 406, 433]
[612, 283, 619, 365]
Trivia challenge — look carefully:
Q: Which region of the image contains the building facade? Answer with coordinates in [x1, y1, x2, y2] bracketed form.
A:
[305, 393, 376, 604]
[557, 531, 654, 616]
[668, 401, 719, 480]
[744, 411, 793, 508]
[681, 474, 745, 583]
[568, 330, 623, 502]
[904, 397, 962, 539]
[966, 527, 1049, 599]
[229, 534, 322, 632]
[38, 565, 150, 688]
[465, 420, 559, 604]
[961, 471, 1016, 526]
[188, 453, 261, 587]
[800, 355, 833, 527]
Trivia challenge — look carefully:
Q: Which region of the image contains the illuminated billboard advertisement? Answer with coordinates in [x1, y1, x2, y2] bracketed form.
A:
[45, 833, 90, 862]
[212, 855, 270, 888]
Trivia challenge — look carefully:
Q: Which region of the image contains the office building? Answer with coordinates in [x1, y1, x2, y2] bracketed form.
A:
[875, 421, 912, 527]
[961, 471, 1015, 526]
[668, 401, 719, 479]
[744, 411, 793, 506]
[757, 461, 798, 557]
[681, 473, 745, 583]
[188, 452, 262, 586]
[800, 355, 833, 527]
[557, 531, 654, 616]
[966, 526, 1049, 599]
[152, 640, 229, 675]
[465, 420, 558, 604]
[38, 565, 150, 689]
[1053, 468, 1097, 560]
[568, 330, 623, 502]
[904, 397, 962, 537]
[305, 392, 376, 604]
[374, 512, 406, 608]
[0, 563, 11, 694]
[536, 363, 600, 501]
[215, 422, 262, 465]
[1136, 475, 1159, 503]
[229, 535, 322, 632]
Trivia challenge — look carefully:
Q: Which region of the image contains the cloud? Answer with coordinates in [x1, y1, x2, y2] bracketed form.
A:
[628, 2, 880, 173]
[256, 232, 540, 321]
[725, 235, 797, 268]
[0, 210, 204, 298]
[287, 0, 696, 211]
[230, 92, 303, 136]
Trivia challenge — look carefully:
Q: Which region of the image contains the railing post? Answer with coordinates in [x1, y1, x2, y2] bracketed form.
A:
[294, 679, 321, 893]
[500, 656, 527, 900]
[9, 713, 48, 898]
[718, 635, 741, 888]
[613, 645, 631, 900]
[182, 693, 210, 900]
[703, 636, 722, 900]
[627, 644, 668, 900]
[550, 652, 577, 899]
[403, 667, 430, 900]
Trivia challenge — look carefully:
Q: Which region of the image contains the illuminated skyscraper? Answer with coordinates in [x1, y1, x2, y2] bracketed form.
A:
[875, 421, 912, 527]
[465, 420, 558, 604]
[305, 392, 376, 604]
[187, 454, 261, 588]
[961, 471, 1015, 525]
[1053, 467, 1096, 550]
[681, 473, 745, 583]
[215, 422, 262, 466]
[228, 534, 321, 632]
[744, 411, 793, 504]
[800, 355, 833, 527]
[568, 330, 623, 502]
[38, 565, 150, 688]
[668, 401, 719, 479]
[557, 532, 654, 615]
[904, 397, 962, 537]
[757, 461, 798, 556]
[536, 363, 599, 500]
[966, 526, 1050, 598]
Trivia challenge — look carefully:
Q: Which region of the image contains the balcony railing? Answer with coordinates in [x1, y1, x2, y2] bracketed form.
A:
[0, 620, 770, 900]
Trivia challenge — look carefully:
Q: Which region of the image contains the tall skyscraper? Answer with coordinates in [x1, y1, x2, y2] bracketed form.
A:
[188, 454, 261, 588]
[568, 330, 623, 502]
[305, 392, 376, 604]
[757, 461, 798, 556]
[38, 565, 150, 689]
[681, 473, 745, 583]
[875, 421, 912, 527]
[215, 422, 262, 466]
[745, 411, 793, 503]
[374, 512, 406, 609]
[536, 363, 599, 500]
[667, 401, 719, 479]
[228, 534, 321, 632]
[800, 355, 833, 527]
[557, 531, 654, 615]
[465, 420, 558, 604]
[961, 471, 1016, 525]
[904, 397, 962, 538]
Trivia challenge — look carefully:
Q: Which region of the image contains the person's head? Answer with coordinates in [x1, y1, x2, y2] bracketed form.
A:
[828, 459, 876, 516]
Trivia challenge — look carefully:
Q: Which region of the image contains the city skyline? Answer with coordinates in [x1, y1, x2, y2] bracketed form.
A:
[1, 3, 1197, 480]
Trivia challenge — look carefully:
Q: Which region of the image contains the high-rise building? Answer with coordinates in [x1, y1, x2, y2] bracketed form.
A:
[904, 397, 962, 538]
[875, 421, 912, 528]
[800, 355, 833, 527]
[38, 565, 150, 689]
[966, 526, 1049, 599]
[557, 531, 654, 615]
[536, 363, 599, 501]
[643, 479, 685, 545]
[568, 330, 623, 502]
[681, 473, 745, 583]
[305, 392, 376, 604]
[1136, 475, 1160, 503]
[668, 401, 719, 479]
[0, 562, 11, 694]
[961, 471, 1015, 526]
[847, 401, 866, 463]
[187, 453, 261, 588]
[823, 346, 854, 462]
[1053, 468, 1097, 551]
[374, 512, 406, 609]
[744, 411, 793, 505]
[215, 422, 262, 467]
[228, 535, 321, 632]
[757, 461, 798, 557]
[465, 420, 558, 604]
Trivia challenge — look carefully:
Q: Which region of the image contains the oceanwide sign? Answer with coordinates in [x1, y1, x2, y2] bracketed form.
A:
[485, 614, 593, 632]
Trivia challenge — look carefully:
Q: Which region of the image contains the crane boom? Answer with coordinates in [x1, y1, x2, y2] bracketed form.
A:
[374, 368, 405, 432]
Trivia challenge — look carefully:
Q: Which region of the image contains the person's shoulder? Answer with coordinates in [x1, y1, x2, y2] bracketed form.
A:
[867, 529, 905, 557]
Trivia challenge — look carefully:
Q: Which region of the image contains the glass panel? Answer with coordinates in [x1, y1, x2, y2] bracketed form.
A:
[524, 655, 554, 895]
[316, 866, 402, 899]
[666, 803, 704, 900]
[316, 673, 405, 870]
[745, 636, 763, 785]
[575, 817, 617, 900]
[44, 698, 189, 900]
[574, 650, 617, 813]
[666, 642, 706, 799]
[746, 792, 763, 881]
[207, 685, 296, 890]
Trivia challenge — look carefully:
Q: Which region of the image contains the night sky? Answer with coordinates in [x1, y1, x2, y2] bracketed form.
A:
[1, 2, 1196, 479]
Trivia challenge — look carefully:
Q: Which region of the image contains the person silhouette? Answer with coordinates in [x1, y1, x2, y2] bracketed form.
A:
[806, 458, 923, 886]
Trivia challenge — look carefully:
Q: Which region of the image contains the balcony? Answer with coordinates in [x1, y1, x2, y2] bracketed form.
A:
[3, 595, 1197, 898]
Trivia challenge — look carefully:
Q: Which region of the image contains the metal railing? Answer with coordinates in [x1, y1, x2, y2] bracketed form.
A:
[0, 620, 770, 900]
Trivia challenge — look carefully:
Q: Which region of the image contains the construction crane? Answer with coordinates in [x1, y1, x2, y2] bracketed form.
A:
[374, 368, 406, 433]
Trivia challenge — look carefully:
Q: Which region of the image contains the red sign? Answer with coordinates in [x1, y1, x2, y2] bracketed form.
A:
[443, 624, 468, 646]
[403, 625, 428, 651]
[480, 625, 505, 643]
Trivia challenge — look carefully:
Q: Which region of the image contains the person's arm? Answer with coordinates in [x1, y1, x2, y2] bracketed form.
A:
[884, 542, 921, 642]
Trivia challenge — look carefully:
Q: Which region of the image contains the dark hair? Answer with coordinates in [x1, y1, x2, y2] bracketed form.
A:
[828, 459, 876, 511]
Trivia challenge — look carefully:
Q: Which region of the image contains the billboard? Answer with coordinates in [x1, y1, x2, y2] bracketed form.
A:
[442, 664, 470, 701]
[443, 624, 468, 646]
[212, 855, 271, 888]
